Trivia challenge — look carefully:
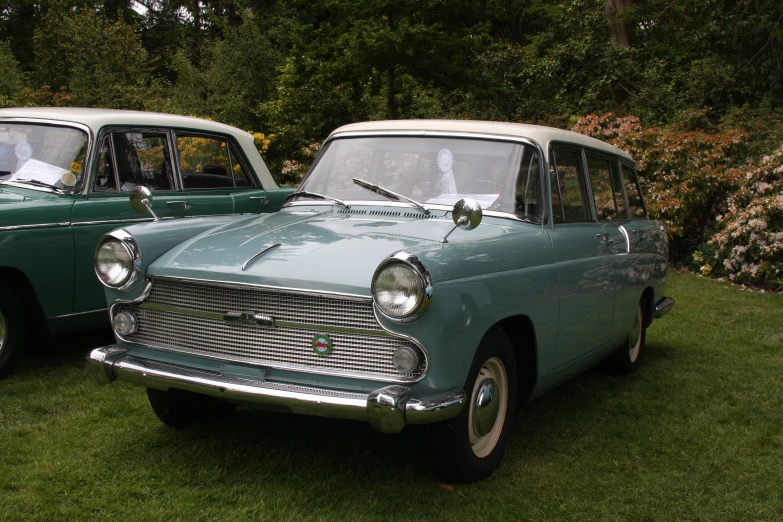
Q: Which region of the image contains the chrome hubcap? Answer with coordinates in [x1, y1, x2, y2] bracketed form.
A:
[628, 303, 642, 362]
[473, 378, 500, 436]
[468, 357, 508, 458]
[0, 309, 7, 354]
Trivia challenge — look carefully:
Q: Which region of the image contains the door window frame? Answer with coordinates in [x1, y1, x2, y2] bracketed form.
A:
[89, 126, 180, 194]
[172, 130, 258, 191]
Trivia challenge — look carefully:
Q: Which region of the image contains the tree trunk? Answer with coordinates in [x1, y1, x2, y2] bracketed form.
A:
[605, 0, 631, 46]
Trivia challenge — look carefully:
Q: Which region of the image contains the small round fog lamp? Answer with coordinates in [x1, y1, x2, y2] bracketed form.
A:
[392, 346, 420, 373]
[112, 311, 137, 337]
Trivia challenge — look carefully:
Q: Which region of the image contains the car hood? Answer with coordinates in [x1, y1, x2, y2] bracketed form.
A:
[148, 207, 534, 295]
[0, 186, 74, 227]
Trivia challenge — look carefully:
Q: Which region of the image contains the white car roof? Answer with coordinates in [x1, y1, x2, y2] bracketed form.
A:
[330, 119, 634, 161]
[0, 107, 278, 188]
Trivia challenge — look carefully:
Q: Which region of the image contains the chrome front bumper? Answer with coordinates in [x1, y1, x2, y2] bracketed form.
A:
[654, 296, 675, 318]
[87, 346, 465, 434]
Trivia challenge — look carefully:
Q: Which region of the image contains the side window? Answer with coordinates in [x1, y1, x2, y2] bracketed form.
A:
[93, 135, 117, 192]
[609, 161, 628, 219]
[515, 147, 543, 221]
[586, 154, 621, 221]
[621, 164, 647, 219]
[229, 144, 254, 188]
[551, 148, 591, 223]
[92, 131, 174, 192]
[178, 135, 234, 189]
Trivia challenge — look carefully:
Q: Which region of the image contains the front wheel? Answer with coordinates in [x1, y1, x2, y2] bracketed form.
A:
[426, 328, 518, 483]
[146, 388, 237, 428]
[0, 282, 25, 379]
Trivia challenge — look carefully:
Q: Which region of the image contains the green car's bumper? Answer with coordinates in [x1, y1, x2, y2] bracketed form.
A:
[87, 345, 466, 434]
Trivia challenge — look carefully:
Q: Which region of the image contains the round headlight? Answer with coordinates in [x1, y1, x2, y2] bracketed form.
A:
[373, 262, 424, 318]
[95, 237, 134, 288]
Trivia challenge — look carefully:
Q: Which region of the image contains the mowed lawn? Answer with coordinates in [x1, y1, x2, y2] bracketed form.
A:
[1, 272, 782, 521]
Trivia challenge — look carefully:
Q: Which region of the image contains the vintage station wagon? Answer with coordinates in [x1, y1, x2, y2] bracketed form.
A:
[88, 120, 674, 482]
[0, 108, 293, 377]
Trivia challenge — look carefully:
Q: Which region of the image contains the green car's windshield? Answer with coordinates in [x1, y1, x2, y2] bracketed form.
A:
[298, 136, 545, 222]
[0, 123, 89, 193]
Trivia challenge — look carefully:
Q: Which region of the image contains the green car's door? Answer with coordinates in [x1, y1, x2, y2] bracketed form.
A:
[547, 147, 618, 367]
[71, 128, 219, 313]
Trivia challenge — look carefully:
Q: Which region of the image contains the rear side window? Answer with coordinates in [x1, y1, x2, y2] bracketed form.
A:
[178, 135, 234, 189]
[586, 154, 622, 221]
[551, 148, 591, 223]
[621, 164, 647, 219]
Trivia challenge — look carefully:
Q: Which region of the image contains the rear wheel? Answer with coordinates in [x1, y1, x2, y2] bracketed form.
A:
[427, 328, 517, 483]
[605, 300, 646, 374]
[146, 388, 237, 428]
[0, 282, 25, 379]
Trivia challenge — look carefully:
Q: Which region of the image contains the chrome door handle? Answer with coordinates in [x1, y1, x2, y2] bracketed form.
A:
[250, 196, 270, 207]
[596, 233, 614, 246]
[167, 200, 191, 211]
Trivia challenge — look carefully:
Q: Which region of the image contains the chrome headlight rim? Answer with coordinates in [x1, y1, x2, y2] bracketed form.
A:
[371, 251, 433, 322]
[94, 228, 141, 290]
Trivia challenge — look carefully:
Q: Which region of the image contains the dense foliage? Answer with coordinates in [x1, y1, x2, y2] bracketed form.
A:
[1, 0, 782, 283]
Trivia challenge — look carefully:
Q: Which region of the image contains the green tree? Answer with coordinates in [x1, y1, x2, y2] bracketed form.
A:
[32, 6, 151, 108]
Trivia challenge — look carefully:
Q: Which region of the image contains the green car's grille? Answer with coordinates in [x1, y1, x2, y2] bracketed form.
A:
[123, 278, 427, 382]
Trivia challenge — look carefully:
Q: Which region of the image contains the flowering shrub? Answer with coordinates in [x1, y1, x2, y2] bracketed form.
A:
[278, 142, 321, 186]
[572, 113, 746, 256]
[700, 149, 783, 285]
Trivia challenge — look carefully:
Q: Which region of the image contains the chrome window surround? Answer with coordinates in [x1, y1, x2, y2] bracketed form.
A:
[371, 250, 433, 323]
[109, 278, 430, 384]
[284, 131, 546, 225]
[94, 228, 141, 290]
[0, 118, 94, 195]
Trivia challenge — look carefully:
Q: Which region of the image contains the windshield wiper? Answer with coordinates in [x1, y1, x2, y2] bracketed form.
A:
[286, 190, 350, 209]
[352, 178, 430, 214]
[13, 178, 64, 192]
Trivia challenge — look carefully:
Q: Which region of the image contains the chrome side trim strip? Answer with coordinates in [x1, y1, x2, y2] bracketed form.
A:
[618, 225, 631, 253]
[149, 275, 371, 301]
[137, 301, 392, 337]
[0, 222, 71, 232]
[49, 308, 107, 320]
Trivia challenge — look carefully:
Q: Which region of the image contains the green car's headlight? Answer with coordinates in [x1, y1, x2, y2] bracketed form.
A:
[372, 251, 433, 321]
[94, 229, 139, 289]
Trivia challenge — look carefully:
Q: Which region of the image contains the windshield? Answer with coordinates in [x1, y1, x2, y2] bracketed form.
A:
[0, 123, 89, 192]
[298, 136, 545, 222]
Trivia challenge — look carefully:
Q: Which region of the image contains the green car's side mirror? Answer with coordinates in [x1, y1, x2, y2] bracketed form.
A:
[129, 186, 159, 221]
[440, 198, 482, 243]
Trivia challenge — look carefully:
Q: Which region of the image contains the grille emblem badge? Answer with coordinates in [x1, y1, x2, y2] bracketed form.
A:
[312, 334, 333, 356]
[223, 311, 276, 328]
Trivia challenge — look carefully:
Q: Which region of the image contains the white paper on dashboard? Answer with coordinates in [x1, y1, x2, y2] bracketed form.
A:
[425, 193, 500, 209]
[10, 158, 68, 185]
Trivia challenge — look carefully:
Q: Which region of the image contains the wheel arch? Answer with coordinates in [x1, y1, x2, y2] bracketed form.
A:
[0, 267, 48, 334]
[491, 315, 538, 403]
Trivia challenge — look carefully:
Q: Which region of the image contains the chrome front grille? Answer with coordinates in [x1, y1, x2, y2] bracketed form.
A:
[123, 278, 426, 382]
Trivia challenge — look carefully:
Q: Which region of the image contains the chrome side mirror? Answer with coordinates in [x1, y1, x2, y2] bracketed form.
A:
[129, 186, 159, 221]
[440, 198, 482, 243]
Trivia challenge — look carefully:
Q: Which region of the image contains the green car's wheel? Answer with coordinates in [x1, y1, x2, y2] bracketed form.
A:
[427, 327, 518, 483]
[605, 300, 647, 375]
[0, 282, 25, 379]
[146, 387, 237, 428]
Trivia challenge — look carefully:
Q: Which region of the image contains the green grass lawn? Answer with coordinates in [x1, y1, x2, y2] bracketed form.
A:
[1, 272, 782, 521]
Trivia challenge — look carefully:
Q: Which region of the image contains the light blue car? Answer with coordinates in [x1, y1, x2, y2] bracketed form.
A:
[88, 120, 674, 482]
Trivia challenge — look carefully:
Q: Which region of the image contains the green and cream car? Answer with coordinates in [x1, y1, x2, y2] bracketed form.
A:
[88, 120, 674, 482]
[0, 108, 292, 377]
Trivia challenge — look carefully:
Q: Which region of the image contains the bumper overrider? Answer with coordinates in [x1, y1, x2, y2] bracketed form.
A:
[88, 345, 466, 433]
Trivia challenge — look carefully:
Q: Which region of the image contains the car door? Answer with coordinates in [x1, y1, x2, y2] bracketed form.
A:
[173, 132, 268, 215]
[547, 146, 617, 367]
[71, 128, 193, 313]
